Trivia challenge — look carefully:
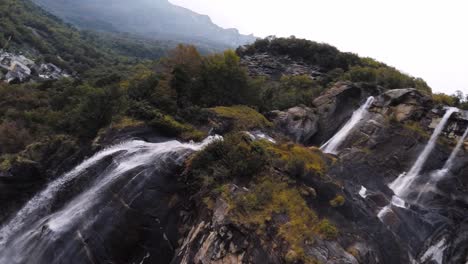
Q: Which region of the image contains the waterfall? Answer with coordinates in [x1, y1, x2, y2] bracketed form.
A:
[415, 126, 468, 202]
[0, 136, 221, 264]
[436, 126, 468, 178]
[321, 96, 375, 154]
[389, 107, 458, 197]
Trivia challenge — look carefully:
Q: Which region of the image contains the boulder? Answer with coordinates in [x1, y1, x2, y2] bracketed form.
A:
[377, 88, 432, 122]
[268, 105, 318, 144]
[310, 82, 381, 145]
[0, 51, 68, 83]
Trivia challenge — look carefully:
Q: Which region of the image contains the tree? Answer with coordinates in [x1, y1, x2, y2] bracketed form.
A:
[162, 44, 202, 75]
[195, 50, 254, 107]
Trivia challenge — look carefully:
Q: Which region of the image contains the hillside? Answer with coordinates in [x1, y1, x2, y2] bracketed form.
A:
[0, 0, 177, 75]
[0, 1, 468, 264]
[31, 0, 256, 51]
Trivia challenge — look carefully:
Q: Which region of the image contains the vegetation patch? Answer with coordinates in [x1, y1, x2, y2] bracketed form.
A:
[258, 75, 324, 111]
[150, 113, 206, 141]
[188, 133, 268, 187]
[0, 155, 14, 171]
[210, 105, 273, 131]
[315, 219, 339, 239]
[432, 92, 468, 110]
[329, 195, 345, 207]
[403, 121, 430, 139]
[262, 143, 328, 177]
[111, 117, 144, 130]
[187, 134, 336, 264]
[228, 176, 337, 264]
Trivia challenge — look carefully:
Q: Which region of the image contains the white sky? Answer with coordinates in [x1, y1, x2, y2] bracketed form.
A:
[170, 0, 468, 95]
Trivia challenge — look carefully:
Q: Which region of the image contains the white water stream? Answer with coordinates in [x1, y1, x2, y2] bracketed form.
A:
[0, 136, 221, 263]
[321, 96, 375, 154]
[416, 125, 468, 202]
[389, 107, 458, 197]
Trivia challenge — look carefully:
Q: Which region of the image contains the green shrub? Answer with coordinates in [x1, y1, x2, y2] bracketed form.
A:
[432, 93, 456, 106]
[260, 75, 324, 111]
[189, 133, 268, 186]
[262, 143, 327, 177]
[0, 121, 32, 154]
[210, 105, 272, 131]
[193, 50, 258, 107]
[329, 195, 345, 207]
[404, 121, 429, 139]
[343, 66, 431, 93]
[150, 113, 206, 141]
[316, 219, 339, 239]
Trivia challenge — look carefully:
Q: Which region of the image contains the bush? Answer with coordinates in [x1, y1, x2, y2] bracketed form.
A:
[64, 85, 124, 138]
[263, 143, 327, 177]
[189, 133, 268, 186]
[432, 93, 456, 106]
[316, 219, 339, 239]
[0, 121, 32, 154]
[260, 75, 323, 111]
[194, 50, 257, 107]
[329, 195, 345, 207]
[343, 66, 431, 93]
[239, 36, 357, 71]
[230, 176, 323, 264]
[432, 91, 468, 110]
[149, 113, 206, 141]
[210, 105, 272, 131]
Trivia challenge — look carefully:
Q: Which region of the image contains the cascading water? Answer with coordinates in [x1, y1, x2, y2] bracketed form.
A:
[0, 136, 221, 264]
[433, 125, 468, 179]
[415, 125, 468, 202]
[320, 96, 375, 154]
[389, 107, 458, 197]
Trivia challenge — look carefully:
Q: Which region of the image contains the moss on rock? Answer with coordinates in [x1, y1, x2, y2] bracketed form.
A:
[209, 105, 273, 131]
[150, 113, 206, 141]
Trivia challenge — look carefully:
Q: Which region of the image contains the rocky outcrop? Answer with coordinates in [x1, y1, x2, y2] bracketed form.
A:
[267, 106, 319, 144]
[317, 87, 468, 262]
[1, 77, 467, 264]
[376, 88, 432, 122]
[310, 82, 383, 145]
[0, 50, 69, 83]
[241, 53, 322, 80]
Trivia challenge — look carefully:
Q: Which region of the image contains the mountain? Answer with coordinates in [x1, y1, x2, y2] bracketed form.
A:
[31, 0, 257, 51]
[1, 1, 468, 263]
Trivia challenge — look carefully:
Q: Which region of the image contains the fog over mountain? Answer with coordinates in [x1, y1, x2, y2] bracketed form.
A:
[32, 0, 256, 50]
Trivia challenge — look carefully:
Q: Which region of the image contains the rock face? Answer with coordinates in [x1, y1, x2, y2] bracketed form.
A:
[267, 106, 319, 144]
[0, 128, 201, 264]
[0, 50, 69, 83]
[241, 53, 322, 80]
[0, 136, 86, 223]
[319, 88, 468, 263]
[378, 88, 432, 122]
[310, 82, 383, 145]
[1, 82, 467, 263]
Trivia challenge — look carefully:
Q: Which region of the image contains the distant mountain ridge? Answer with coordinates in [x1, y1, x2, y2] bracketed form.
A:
[31, 0, 256, 50]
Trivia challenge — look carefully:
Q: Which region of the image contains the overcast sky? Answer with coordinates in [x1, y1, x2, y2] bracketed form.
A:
[170, 0, 467, 95]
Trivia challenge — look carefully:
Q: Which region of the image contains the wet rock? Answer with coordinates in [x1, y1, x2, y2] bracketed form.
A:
[267, 105, 318, 144]
[311, 82, 381, 145]
[377, 88, 432, 122]
[306, 241, 359, 264]
[0, 156, 41, 222]
[0, 135, 87, 224]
